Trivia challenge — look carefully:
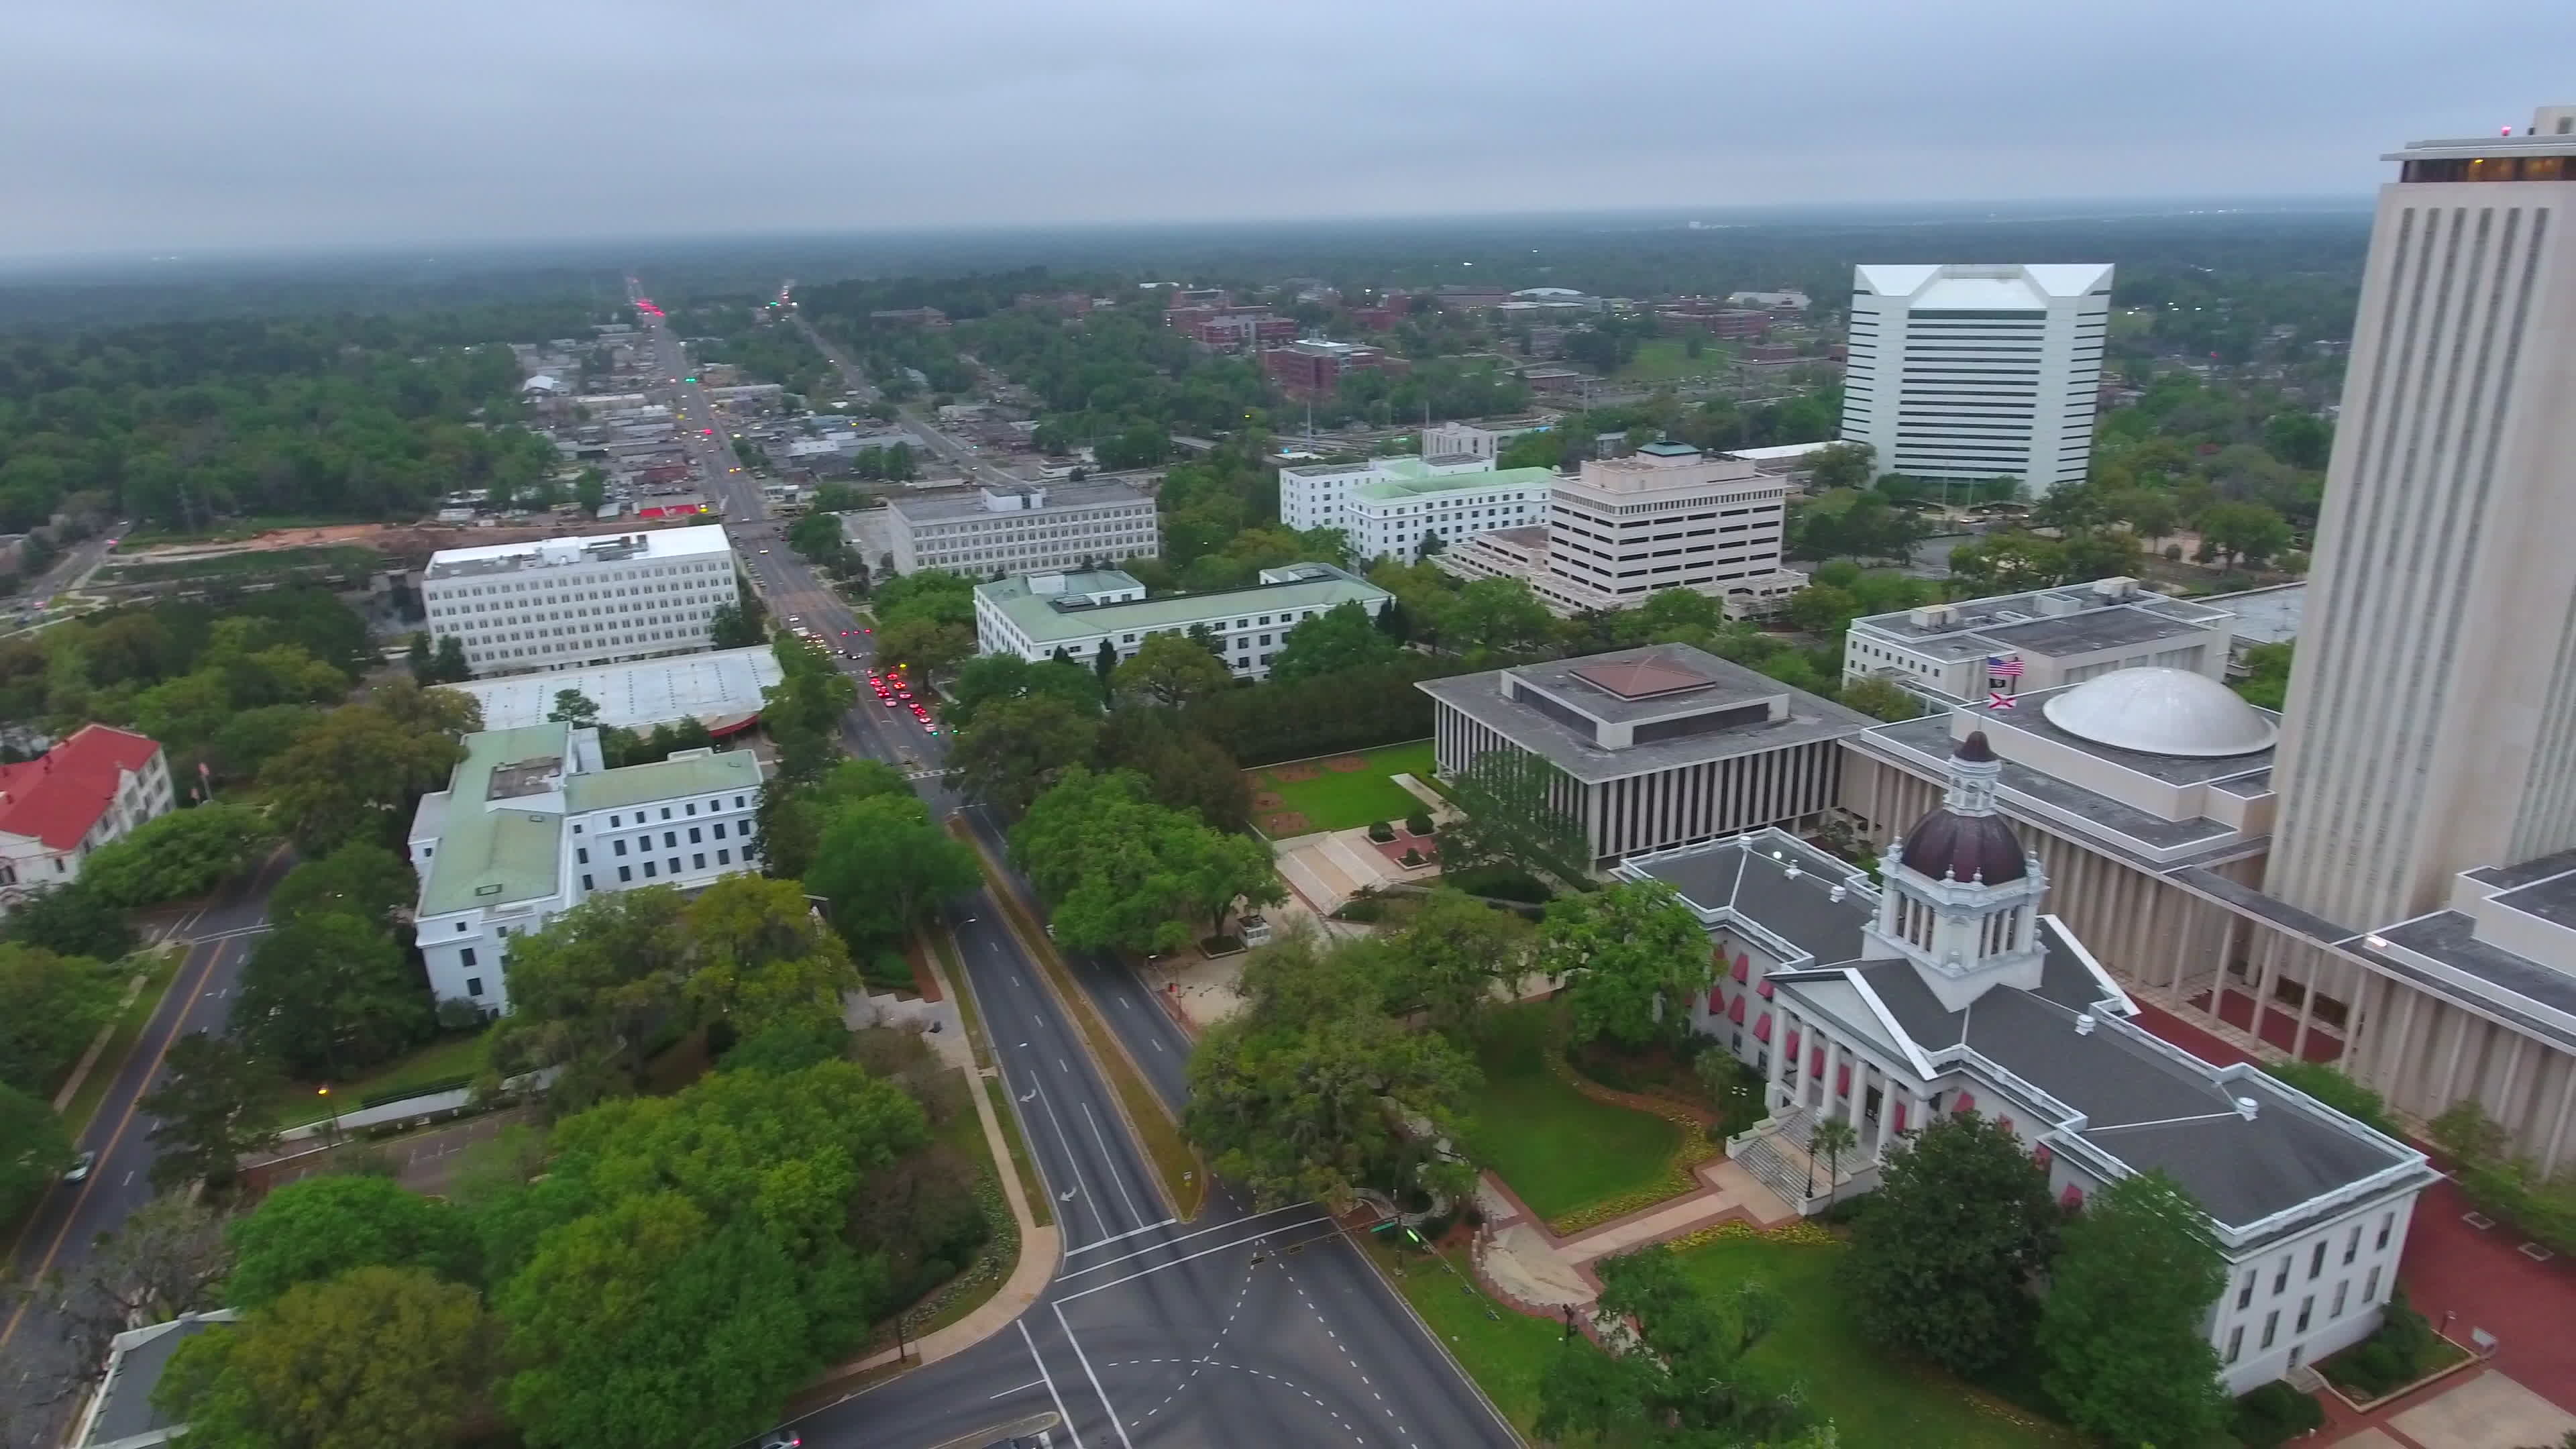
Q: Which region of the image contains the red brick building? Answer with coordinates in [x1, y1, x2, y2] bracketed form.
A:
[1262, 340, 1405, 396]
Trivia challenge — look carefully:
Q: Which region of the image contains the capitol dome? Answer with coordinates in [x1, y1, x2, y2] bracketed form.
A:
[2041, 667, 2278, 758]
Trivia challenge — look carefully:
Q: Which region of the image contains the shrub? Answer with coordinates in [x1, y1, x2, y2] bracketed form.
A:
[2230, 1381, 2326, 1448]
[1444, 864, 1552, 904]
[1405, 810, 1435, 836]
[1333, 898, 1387, 923]
[2322, 1288, 2438, 1399]
[1400, 847, 1424, 867]
[1367, 820, 1396, 843]
[2263, 1060, 2399, 1138]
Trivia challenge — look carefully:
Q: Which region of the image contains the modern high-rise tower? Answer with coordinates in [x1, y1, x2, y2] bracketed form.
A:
[1836, 263, 2112, 498]
[2266, 104, 2576, 930]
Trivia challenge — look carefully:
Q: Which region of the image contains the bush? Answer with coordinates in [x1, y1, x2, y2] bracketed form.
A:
[1333, 898, 1387, 923]
[865, 951, 914, 991]
[2322, 1288, 2438, 1399]
[2263, 1060, 2399, 1138]
[1443, 863, 1552, 904]
[1400, 847, 1424, 867]
[1367, 820, 1396, 843]
[1404, 811, 1435, 836]
[2230, 1381, 2326, 1448]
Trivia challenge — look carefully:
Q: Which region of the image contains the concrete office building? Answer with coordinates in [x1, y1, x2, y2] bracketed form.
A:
[1419, 419, 1554, 461]
[422, 525, 737, 678]
[408, 721, 765, 1016]
[1843, 576, 2236, 704]
[1279, 455, 1555, 562]
[1838, 263, 2112, 498]
[1420, 645, 1874, 863]
[873, 481, 1159, 577]
[972, 564, 1389, 681]
[1650, 734, 2434, 1395]
[1443, 443, 1805, 619]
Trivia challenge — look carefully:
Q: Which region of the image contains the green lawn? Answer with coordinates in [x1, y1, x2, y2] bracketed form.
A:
[1359, 1235, 1564, 1438]
[1616, 337, 1733, 385]
[1246, 739, 1438, 834]
[1671, 1236, 2078, 1449]
[1458, 1004, 1680, 1223]
[266, 1028, 495, 1130]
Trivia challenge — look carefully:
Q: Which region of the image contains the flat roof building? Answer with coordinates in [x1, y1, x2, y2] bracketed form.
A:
[1278, 455, 1554, 563]
[972, 564, 1390, 682]
[1421, 644, 1875, 862]
[1440, 443, 1807, 619]
[421, 525, 737, 678]
[449, 646, 783, 733]
[1420, 419, 1554, 462]
[1843, 576, 2236, 704]
[407, 720, 765, 1015]
[871, 480, 1160, 578]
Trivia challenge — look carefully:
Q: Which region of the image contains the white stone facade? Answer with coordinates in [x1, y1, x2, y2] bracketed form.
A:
[422, 525, 737, 678]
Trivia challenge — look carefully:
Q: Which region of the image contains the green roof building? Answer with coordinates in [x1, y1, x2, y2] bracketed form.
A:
[971, 563, 1391, 681]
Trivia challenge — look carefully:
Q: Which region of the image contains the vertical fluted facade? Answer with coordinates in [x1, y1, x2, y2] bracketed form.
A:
[2268, 164, 2576, 928]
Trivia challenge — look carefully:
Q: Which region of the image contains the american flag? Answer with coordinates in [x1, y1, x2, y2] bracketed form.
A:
[1986, 692, 2018, 711]
[1986, 654, 2025, 679]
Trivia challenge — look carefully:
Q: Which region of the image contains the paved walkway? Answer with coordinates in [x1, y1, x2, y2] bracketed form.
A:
[816, 932, 1061, 1380]
[2326, 1368, 2576, 1447]
[1473, 1156, 1797, 1315]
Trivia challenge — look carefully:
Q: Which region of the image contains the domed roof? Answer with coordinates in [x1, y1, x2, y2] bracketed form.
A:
[2041, 667, 2278, 758]
[1902, 806, 2029, 885]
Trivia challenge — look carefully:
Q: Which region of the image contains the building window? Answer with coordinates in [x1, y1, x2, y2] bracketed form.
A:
[642, 861, 656, 878]
[2343, 1226, 2361, 1265]
[689, 826, 702, 844]
[582, 874, 594, 891]
[2375, 1212, 2393, 1251]
[2259, 1311, 2278, 1350]
[718, 849, 731, 865]
[2236, 1273, 2255, 1311]
[2225, 1326, 2244, 1365]
[2365, 1266, 2381, 1301]
[2295, 1297, 2313, 1334]
[576, 847, 589, 864]
[614, 839, 628, 857]
[2272, 1257, 2290, 1295]
[712, 822, 727, 839]
[2331, 1281, 2348, 1320]
[693, 853, 706, 869]
[460, 947, 477, 967]
[2309, 1242, 2327, 1280]
[466, 977, 484, 997]
[619, 865, 632, 882]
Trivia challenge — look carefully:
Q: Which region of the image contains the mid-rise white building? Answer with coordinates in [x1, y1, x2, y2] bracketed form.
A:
[1444, 443, 1804, 618]
[408, 720, 765, 1015]
[1418, 419, 1555, 462]
[871, 480, 1159, 577]
[422, 525, 737, 678]
[1279, 455, 1555, 562]
[1838, 263, 2112, 498]
[972, 564, 1389, 681]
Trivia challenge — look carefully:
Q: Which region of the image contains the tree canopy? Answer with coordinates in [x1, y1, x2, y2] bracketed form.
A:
[2038, 1169, 2230, 1448]
[1538, 879, 1712, 1050]
[1012, 767, 1283, 953]
[1538, 1245, 1809, 1446]
[223, 1174, 480, 1309]
[1847, 1111, 2059, 1377]
[77, 802, 277, 908]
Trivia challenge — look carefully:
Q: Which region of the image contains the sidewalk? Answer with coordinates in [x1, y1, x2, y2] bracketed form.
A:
[816, 926, 1060, 1379]
[1472, 1155, 1797, 1316]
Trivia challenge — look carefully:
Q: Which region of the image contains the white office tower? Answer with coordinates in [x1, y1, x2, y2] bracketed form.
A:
[421, 525, 738, 678]
[1837, 263, 2112, 498]
[2267, 106, 2576, 930]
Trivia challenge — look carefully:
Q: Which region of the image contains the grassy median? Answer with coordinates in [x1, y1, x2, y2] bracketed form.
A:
[949, 818, 1208, 1220]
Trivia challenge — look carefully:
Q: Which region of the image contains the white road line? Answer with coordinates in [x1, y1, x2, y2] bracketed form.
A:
[1053, 1302, 1135, 1449]
[1016, 1321, 1086, 1449]
[1057, 1220, 1335, 1302]
[1019, 1075, 1110, 1245]
[1081, 1100, 1146, 1228]
[1061, 1216, 1179, 1258]
[1055, 1203, 1322, 1279]
[985, 1378, 1045, 1400]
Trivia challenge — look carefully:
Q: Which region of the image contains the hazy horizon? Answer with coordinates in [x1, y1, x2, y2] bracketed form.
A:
[4, 0, 2565, 261]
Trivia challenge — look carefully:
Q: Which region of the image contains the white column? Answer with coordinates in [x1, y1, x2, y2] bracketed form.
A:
[1822, 1037, 1845, 1122]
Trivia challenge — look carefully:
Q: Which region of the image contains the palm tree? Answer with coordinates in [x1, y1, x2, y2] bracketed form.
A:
[1808, 1117, 1860, 1208]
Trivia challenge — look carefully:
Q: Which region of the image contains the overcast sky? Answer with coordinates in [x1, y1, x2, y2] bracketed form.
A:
[5, 0, 2571, 259]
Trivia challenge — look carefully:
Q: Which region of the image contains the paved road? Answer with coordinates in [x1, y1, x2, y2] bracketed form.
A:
[0, 849, 289, 1432]
[633, 284, 1520, 1448]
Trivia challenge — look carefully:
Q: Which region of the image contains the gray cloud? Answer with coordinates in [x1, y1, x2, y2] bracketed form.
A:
[3, 0, 2569, 257]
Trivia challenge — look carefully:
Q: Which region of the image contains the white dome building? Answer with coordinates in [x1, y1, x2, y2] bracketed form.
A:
[2041, 666, 2279, 757]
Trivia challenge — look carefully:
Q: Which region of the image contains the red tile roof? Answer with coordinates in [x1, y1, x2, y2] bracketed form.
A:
[0, 724, 162, 851]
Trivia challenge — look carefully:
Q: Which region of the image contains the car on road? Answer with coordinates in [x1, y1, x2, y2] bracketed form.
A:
[64, 1150, 96, 1183]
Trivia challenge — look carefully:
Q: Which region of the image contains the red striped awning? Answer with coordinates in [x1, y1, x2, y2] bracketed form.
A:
[1757, 978, 1774, 1000]
[1708, 987, 1723, 1011]
[1835, 1065, 1852, 1097]
[1809, 1046, 1825, 1079]
[2032, 1142, 2053, 1169]
[1953, 1089, 1977, 1114]
[1732, 953, 1750, 983]
[2060, 1183, 2086, 1211]
[1784, 1028, 1801, 1059]
[1753, 1012, 1772, 1043]
[1728, 996, 1746, 1025]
